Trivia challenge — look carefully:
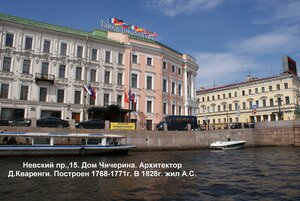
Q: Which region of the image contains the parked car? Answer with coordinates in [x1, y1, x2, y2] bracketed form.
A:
[230, 123, 242, 129]
[75, 119, 105, 129]
[156, 115, 198, 131]
[10, 118, 32, 127]
[0, 120, 10, 126]
[36, 117, 69, 128]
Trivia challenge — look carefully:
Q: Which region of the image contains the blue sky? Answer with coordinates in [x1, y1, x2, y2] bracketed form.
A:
[1, 0, 300, 89]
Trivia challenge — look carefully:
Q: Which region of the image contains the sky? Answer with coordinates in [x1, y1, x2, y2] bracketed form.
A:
[1, 0, 300, 89]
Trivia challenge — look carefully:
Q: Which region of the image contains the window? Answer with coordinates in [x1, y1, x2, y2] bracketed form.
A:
[57, 89, 64, 103]
[163, 79, 167, 92]
[43, 40, 51, 53]
[20, 85, 28, 100]
[229, 104, 232, 111]
[223, 104, 226, 111]
[255, 88, 258, 93]
[242, 90, 245, 96]
[131, 100, 137, 112]
[0, 83, 9, 98]
[60, 43, 67, 56]
[172, 82, 176, 94]
[269, 85, 273, 91]
[276, 84, 280, 90]
[235, 103, 238, 110]
[234, 92, 237, 97]
[285, 96, 290, 105]
[104, 71, 110, 84]
[90, 97, 95, 106]
[77, 46, 83, 58]
[74, 91, 81, 104]
[147, 100, 152, 113]
[42, 62, 49, 74]
[256, 100, 259, 107]
[172, 65, 176, 73]
[132, 54, 138, 63]
[163, 61, 166, 70]
[202, 97, 204, 102]
[58, 65, 66, 78]
[117, 95, 122, 106]
[270, 98, 274, 106]
[39, 87, 47, 101]
[262, 99, 266, 107]
[2, 57, 11, 72]
[218, 95, 220, 99]
[212, 96, 215, 100]
[118, 53, 123, 65]
[163, 102, 167, 114]
[284, 83, 288, 89]
[178, 84, 182, 96]
[229, 93, 231, 98]
[218, 105, 220, 112]
[5, 33, 14, 47]
[91, 49, 97, 61]
[25, 36, 33, 50]
[172, 104, 175, 115]
[90, 69, 96, 82]
[249, 101, 253, 109]
[22, 59, 31, 74]
[207, 96, 210, 101]
[178, 106, 182, 115]
[75, 67, 82, 80]
[178, 68, 181, 75]
[243, 102, 246, 109]
[262, 87, 265, 92]
[277, 97, 282, 105]
[223, 94, 225, 99]
[146, 57, 152, 66]
[131, 73, 137, 88]
[105, 51, 111, 63]
[117, 73, 123, 85]
[249, 89, 252, 95]
[104, 94, 109, 106]
[146, 76, 153, 90]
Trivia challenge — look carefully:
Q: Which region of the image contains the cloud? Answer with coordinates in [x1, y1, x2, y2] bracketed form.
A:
[228, 31, 299, 54]
[193, 52, 250, 88]
[146, 0, 225, 17]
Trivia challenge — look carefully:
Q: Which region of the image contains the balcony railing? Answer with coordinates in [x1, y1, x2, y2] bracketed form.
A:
[35, 73, 55, 83]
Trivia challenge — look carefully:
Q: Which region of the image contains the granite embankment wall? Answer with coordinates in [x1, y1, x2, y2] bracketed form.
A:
[1, 120, 300, 150]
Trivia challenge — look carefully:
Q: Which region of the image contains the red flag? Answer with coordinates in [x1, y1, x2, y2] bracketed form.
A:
[124, 90, 129, 103]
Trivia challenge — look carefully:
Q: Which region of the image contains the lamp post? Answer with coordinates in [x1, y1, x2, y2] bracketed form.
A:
[277, 99, 283, 121]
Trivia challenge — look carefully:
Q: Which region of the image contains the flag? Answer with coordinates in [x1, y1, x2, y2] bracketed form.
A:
[149, 32, 158, 37]
[129, 25, 136, 30]
[124, 90, 129, 103]
[131, 93, 135, 103]
[84, 84, 92, 95]
[122, 23, 129, 29]
[135, 27, 145, 32]
[128, 89, 131, 102]
[109, 17, 123, 26]
[89, 85, 96, 99]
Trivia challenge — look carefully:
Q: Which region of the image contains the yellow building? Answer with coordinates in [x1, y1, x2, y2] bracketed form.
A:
[197, 57, 300, 129]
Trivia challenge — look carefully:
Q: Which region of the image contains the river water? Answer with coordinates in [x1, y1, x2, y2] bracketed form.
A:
[0, 147, 300, 201]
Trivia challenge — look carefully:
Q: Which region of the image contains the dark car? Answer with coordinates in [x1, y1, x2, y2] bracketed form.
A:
[156, 115, 198, 131]
[75, 119, 105, 129]
[36, 117, 69, 128]
[0, 120, 10, 126]
[230, 123, 242, 129]
[10, 118, 32, 127]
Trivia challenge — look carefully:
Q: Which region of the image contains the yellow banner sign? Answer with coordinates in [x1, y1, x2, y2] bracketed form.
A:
[110, 122, 136, 130]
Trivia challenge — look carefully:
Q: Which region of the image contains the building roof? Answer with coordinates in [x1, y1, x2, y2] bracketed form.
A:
[0, 13, 187, 57]
[196, 74, 295, 95]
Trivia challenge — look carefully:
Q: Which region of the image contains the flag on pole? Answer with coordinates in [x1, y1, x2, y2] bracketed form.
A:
[84, 84, 96, 99]
[131, 93, 135, 103]
[128, 89, 131, 102]
[124, 90, 129, 103]
[84, 84, 92, 95]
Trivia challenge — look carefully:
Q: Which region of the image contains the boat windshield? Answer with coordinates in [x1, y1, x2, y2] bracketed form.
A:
[87, 138, 102, 145]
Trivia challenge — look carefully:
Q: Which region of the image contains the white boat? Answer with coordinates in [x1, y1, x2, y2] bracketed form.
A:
[0, 131, 136, 156]
[210, 139, 246, 150]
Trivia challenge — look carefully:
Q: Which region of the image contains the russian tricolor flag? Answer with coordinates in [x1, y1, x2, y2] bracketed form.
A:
[84, 84, 96, 99]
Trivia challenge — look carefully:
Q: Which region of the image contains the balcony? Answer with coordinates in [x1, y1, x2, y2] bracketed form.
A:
[35, 73, 55, 84]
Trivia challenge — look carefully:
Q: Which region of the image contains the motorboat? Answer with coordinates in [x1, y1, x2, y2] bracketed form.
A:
[210, 138, 246, 150]
[0, 131, 136, 156]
